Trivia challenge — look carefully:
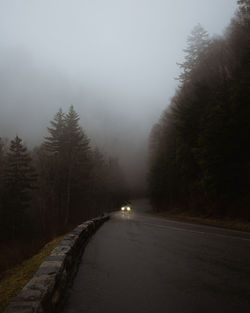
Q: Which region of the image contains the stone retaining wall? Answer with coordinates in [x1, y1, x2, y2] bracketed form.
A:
[4, 215, 110, 313]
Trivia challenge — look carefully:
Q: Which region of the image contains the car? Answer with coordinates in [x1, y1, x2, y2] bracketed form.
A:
[121, 205, 131, 212]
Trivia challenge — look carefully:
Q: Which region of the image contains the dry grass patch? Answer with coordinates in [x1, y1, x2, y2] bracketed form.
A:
[0, 234, 65, 313]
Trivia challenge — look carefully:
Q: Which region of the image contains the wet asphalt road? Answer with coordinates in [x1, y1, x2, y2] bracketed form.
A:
[63, 199, 250, 313]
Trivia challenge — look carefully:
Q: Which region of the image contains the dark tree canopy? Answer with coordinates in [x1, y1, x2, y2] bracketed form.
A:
[148, 5, 250, 219]
[1, 136, 36, 238]
[44, 108, 65, 154]
[0, 107, 129, 274]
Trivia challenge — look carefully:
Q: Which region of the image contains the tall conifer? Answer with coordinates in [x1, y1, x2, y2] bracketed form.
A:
[178, 24, 210, 83]
[2, 136, 36, 237]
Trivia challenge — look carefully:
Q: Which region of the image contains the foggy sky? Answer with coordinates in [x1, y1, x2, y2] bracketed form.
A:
[0, 0, 237, 189]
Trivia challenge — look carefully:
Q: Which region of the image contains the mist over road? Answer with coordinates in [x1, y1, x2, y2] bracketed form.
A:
[63, 199, 250, 313]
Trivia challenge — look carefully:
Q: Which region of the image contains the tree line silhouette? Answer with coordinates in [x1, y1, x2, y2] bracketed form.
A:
[0, 106, 128, 273]
[148, 0, 250, 219]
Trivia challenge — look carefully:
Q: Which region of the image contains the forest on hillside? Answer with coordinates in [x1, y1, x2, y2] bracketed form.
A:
[148, 0, 250, 219]
[0, 106, 128, 274]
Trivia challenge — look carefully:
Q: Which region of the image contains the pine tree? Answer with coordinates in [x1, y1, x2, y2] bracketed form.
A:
[42, 109, 67, 226]
[64, 105, 90, 157]
[43, 106, 92, 225]
[238, 0, 250, 21]
[2, 136, 36, 238]
[63, 105, 91, 224]
[44, 108, 65, 154]
[178, 24, 210, 83]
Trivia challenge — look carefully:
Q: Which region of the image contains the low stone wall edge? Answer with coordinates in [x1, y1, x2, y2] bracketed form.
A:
[4, 214, 110, 313]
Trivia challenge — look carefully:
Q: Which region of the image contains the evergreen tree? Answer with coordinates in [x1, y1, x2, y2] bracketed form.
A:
[39, 105, 128, 228]
[42, 106, 92, 225]
[42, 108, 67, 225]
[64, 105, 91, 171]
[44, 108, 65, 154]
[149, 3, 250, 218]
[178, 24, 210, 83]
[237, 0, 250, 21]
[1, 136, 36, 238]
[63, 105, 91, 224]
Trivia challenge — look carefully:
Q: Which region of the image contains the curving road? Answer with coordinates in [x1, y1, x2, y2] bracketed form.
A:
[63, 199, 250, 313]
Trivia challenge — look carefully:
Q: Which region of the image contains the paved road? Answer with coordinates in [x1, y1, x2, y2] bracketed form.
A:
[63, 199, 250, 313]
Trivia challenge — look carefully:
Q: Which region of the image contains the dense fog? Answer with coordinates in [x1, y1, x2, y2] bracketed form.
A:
[0, 0, 237, 190]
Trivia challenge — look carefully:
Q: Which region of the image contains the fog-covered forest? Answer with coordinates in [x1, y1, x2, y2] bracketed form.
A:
[0, 106, 128, 273]
[1, 2, 250, 312]
[0, 0, 243, 277]
[148, 0, 250, 219]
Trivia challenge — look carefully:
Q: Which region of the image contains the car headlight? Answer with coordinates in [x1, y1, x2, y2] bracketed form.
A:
[121, 207, 125, 211]
[127, 206, 131, 211]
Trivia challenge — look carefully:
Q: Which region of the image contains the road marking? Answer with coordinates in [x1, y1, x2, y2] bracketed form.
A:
[139, 221, 250, 242]
[141, 213, 250, 236]
[140, 222, 205, 234]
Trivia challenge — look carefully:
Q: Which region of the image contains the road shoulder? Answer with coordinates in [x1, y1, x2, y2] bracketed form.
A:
[148, 210, 250, 233]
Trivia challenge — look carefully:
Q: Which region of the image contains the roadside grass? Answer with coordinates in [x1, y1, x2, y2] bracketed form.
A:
[149, 210, 250, 232]
[0, 234, 65, 313]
